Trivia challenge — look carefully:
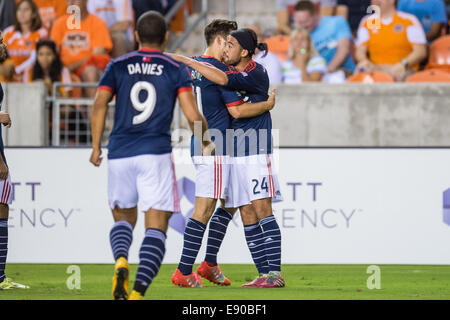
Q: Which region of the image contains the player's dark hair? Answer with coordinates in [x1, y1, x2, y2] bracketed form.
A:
[32, 40, 63, 83]
[294, 0, 316, 15]
[231, 28, 268, 58]
[204, 19, 238, 46]
[136, 11, 167, 46]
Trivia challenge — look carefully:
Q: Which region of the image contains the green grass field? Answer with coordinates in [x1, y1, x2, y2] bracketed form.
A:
[0, 264, 449, 300]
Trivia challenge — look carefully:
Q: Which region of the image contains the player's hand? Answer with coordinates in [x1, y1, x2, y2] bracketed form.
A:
[266, 89, 276, 111]
[90, 148, 103, 167]
[0, 161, 8, 181]
[0, 112, 11, 128]
[202, 141, 215, 156]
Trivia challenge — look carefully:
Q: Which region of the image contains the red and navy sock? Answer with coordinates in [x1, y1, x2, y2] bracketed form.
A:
[204, 208, 233, 266]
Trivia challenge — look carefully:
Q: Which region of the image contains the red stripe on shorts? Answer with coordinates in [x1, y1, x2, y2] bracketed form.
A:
[218, 156, 222, 199]
[1, 181, 6, 204]
[214, 156, 217, 199]
[266, 154, 275, 197]
[4, 183, 10, 204]
[171, 154, 180, 212]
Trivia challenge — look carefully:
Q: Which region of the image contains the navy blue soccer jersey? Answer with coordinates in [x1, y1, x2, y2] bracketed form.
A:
[225, 60, 272, 157]
[98, 48, 193, 159]
[190, 55, 244, 156]
[0, 85, 6, 166]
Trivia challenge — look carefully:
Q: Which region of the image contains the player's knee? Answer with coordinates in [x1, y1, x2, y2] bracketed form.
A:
[0, 203, 8, 219]
[239, 205, 258, 225]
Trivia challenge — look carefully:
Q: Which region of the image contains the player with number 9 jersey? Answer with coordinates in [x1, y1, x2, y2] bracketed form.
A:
[99, 50, 192, 160]
[90, 11, 210, 300]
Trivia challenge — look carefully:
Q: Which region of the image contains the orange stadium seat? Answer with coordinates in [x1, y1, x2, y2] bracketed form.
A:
[347, 71, 394, 83]
[426, 35, 450, 73]
[265, 35, 290, 63]
[406, 69, 450, 82]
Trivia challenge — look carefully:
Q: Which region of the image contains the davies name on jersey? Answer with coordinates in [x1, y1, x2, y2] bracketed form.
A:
[127, 63, 164, 76]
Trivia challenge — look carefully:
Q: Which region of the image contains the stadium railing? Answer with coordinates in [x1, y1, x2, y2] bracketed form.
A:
[48, 82, 185, 147]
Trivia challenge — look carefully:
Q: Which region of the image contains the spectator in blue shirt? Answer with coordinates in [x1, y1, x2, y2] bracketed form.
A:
[293, 0, 355, 73]
[398, 0, 447, 41]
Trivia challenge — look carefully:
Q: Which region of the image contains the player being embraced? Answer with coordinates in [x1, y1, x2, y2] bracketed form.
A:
[171, 28, 285, 288]
[89, 11, 211, 300]
[171, 20, 276, 288]
[0, 32, 29, 291]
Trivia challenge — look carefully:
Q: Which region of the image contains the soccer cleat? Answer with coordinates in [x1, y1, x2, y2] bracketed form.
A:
[112, 257, 130, 300]
[257, 274, 285, 288]
[197, 261, 231, 286]
[128, 290, 144, 300]
[171, 269, 203, 288]
[0, 277, 30, 290]
[242, 275, 268, 288]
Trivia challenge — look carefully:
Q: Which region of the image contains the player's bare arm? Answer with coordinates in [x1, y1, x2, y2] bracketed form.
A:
[90, 89, 113, 167]
[178, 90, 215, 155]
[0, 112, 11, 128]
[167, 53, 229, 86]
[228, 89, 276, 119]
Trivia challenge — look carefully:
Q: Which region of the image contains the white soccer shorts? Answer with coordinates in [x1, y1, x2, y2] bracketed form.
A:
[108, 153, 180, 213]
[192, 155, 231, 200]
[0, 174, 12, 205]
[225, 154, 283, 208]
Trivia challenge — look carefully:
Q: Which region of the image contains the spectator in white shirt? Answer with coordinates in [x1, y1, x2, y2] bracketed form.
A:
[246, 24, 283, 85]
[282, 28, 327, 83]
[88, 0, 134, 57]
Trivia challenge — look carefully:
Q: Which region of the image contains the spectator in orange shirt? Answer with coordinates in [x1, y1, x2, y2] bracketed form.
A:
[34, 0, 67, 33]
[355, 0, 427, 81]
[2, 0, 48, 82]
[51, 0, 113, 98]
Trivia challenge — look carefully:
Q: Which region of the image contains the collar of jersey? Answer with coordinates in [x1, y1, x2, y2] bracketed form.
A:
[200, 55, 220, 62]
[139, 48, 162, 53]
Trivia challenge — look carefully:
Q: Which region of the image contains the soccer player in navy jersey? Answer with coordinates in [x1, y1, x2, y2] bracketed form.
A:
[170, 28, 285, 288]
[171, 20, 277, 288]
[0, 32, 29, 291]
[89, 11, 212, 300]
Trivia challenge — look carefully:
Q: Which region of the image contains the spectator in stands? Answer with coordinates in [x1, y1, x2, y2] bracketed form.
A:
[247, 23, 283, 85]
[88, 0, 134, 58]
[51, 0, 112, 98]
[30, 40, 71, 96]
[335, 0, 371, 35]
[398, 0, 447, 42]
[282, 28, 327, 83]
[355, 0, 427, 81]
[2, 0, 48, 82]
[34, 0, 67, 33]
[293, 0, 355, 75]
[276, 0, 337, 35]
[0, 0, 16, 31]
[31, 39, 86, 145]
